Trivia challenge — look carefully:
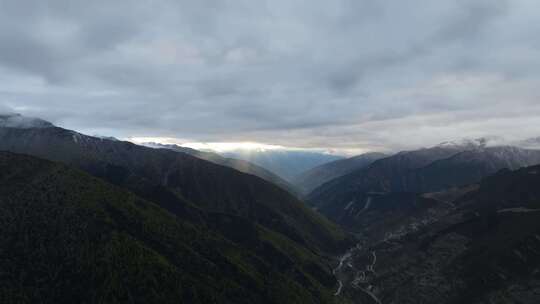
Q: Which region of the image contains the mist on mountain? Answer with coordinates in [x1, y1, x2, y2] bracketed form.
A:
[222, 149, 344, 181]
[0, 113, 54, 129]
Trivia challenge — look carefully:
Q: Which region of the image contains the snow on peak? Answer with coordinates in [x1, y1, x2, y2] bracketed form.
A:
[437, 137, 505, 150]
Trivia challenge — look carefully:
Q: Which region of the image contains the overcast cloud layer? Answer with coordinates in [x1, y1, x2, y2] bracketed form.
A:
[1, 0, 540, 154]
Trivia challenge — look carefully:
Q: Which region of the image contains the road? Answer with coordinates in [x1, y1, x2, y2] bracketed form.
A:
[333, 245, 383, 303]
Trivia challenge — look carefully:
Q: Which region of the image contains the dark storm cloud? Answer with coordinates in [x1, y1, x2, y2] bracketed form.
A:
[1, 0, 539, 153]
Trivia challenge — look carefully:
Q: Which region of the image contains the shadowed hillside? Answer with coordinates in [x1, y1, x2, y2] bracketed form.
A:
[0, 152, 343, 304]
[0, 124, 350, 254]
[332, 164, 540, 303]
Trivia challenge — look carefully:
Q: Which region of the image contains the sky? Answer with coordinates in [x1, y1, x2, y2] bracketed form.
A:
[1, 0, 540, 154]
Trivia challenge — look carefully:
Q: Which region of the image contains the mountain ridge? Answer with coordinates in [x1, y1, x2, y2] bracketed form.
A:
[308, 144, 540, 233]
[0, 124, 351, 254]
[142, 142, 299, 195]
[293, 152, 387, 195]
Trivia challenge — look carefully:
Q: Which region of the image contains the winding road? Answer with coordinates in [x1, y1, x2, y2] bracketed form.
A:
[334, 280, 343, 296]
[332, 252, 352, 296]
[333, 245, 383, 303]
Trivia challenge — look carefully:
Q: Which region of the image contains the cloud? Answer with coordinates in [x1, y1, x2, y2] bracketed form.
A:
[0, 0, 539, 153]
[0, 113, 54, 128]
[0, 103, 14, 114]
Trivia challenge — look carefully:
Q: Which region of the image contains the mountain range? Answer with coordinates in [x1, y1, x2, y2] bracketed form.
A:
[299, 138, 540, 302]
[307, 143, 540, 233]
[0, 114, 352, 303]
[2, 113, 540, 303]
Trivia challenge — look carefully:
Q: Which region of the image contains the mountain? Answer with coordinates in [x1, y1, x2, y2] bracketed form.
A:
[0, 113, 53, 128]
[0, 117, 350, 252]
[405, 146, 540, 192]
[0, 151, 342, 304]
[143, 142, 298, 195]
[292, 152, 387, 195]
[308, 145, 468, 209]
[0, 115, 355, 302]
[222, 150, 344, 182]
[332, 164, 540, 303]
[308, 145, 540, 232]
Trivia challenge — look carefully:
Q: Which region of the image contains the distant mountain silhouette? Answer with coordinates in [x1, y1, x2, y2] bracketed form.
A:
[222, 149, 343, 181]
[293, 152, 387, 195]
[143, 142, 298, 195]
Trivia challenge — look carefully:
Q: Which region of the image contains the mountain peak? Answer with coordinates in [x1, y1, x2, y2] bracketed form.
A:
[436, 137, 502, 150]
[0, 113, 54, 129]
